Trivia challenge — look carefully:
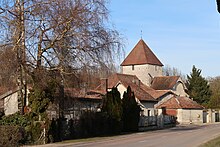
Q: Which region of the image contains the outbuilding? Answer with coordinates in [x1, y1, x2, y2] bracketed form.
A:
[156, 96, 204, 124]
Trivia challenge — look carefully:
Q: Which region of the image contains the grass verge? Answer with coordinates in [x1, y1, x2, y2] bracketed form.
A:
[200, 136, 220, 147]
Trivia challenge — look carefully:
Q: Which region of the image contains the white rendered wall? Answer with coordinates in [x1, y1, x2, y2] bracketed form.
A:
[4, 92, 19, 115]
[122, 64, 162, 86]
[117, 83, 156, 116]
[173, 82, 189, 97]
[141, 102, 156, 116]
[177, 109, 203, 124]
[117, 84, 127, 99]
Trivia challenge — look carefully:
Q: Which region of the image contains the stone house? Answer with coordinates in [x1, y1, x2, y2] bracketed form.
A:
[94, 73, 160, 116]
[0, 85, 102, 119]
[156, 96, 204, 124]
[47, 88, 103, 120]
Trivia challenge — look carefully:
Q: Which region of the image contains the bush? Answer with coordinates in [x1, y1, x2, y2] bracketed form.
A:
[0, 112, 30, 127]
[76, 111, 122, 138]
[0, 125, 25, 147]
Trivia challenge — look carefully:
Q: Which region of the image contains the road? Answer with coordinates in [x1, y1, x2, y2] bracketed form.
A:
[36, 123, 220, 147]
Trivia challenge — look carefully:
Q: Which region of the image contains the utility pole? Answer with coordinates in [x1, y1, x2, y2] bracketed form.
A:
[16, 0, 26, 115]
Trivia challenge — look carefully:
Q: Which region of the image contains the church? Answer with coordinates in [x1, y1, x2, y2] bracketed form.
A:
[93, 39, 204, 124]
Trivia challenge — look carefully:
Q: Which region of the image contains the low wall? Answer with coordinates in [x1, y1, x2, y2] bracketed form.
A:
[138, 115, 176, 130]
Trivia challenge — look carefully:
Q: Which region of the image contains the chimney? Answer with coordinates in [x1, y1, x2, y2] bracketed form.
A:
[101, 78, 108, 92]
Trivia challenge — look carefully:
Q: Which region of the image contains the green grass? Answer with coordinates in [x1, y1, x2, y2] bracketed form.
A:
[200, 136, 220, 147]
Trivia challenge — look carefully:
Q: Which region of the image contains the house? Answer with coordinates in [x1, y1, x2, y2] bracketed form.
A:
[156, 96, 204, 124]
[94, 73, 159, 116]
[47, 88, 103, 120]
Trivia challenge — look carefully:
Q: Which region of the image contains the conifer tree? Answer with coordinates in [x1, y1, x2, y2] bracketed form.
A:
[102, 87, 123, 133]
[122, 86, 140, 132]
[187, 65, 211, 105]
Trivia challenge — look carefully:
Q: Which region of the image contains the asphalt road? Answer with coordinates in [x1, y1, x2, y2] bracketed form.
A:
[36, 123, 220, 147]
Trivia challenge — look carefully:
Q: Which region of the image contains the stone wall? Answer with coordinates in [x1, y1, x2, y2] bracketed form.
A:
[177, 109, 203, 124]
[121, 64, 162, 86]
[173, 81, 188, 97]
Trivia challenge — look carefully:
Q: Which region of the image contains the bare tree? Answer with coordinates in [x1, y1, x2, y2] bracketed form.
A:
[163, 64, 186, 81]
[0, 46, 18, 88]
[0, 0, 123, 113]
[208, 76, 220, 108]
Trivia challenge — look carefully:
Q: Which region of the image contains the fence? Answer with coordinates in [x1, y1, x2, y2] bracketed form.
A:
[139, 115, 176, 128]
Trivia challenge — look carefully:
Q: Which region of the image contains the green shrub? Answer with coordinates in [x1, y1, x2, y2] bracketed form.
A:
[0, 112, 30, 127]
[0, 125, 25, 147]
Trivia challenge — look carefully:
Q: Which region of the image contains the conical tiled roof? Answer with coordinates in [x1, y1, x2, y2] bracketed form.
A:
[121, 39, 163, 66]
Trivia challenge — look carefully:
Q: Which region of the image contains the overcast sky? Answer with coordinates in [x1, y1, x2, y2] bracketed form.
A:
[109, 0, 220, 78]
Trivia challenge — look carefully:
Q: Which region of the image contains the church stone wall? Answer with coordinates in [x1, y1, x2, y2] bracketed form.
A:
[122, 64, 162, 86]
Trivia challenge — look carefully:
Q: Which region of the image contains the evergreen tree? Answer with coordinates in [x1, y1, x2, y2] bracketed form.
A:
[102, 87, 123, 133]
[187, 65, 211, 105]
[122, 86, 141, 132]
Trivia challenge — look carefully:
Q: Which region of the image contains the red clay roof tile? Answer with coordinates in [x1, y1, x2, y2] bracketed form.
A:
[121, 39, 163, 66]
[64, 88, 102, 100]
[156, 96, 204, 109]
[95, 73, 157, 102]
[151, 76, 180, 90]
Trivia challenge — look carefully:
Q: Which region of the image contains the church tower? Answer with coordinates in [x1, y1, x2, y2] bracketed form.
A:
[121, 39, 163, 86]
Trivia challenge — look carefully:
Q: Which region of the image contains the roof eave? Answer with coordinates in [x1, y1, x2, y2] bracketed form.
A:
[121, 62, 163, 66]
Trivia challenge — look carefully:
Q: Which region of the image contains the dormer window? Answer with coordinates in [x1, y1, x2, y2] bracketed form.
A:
[132, 65, 134, 70]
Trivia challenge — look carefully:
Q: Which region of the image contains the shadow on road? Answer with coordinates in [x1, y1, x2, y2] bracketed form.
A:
[168, 125, 205, 131]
